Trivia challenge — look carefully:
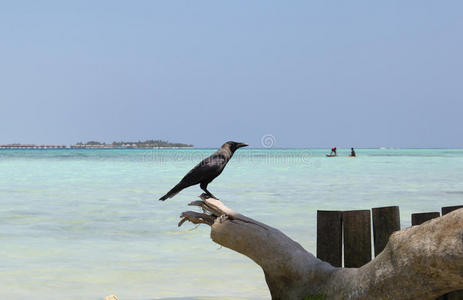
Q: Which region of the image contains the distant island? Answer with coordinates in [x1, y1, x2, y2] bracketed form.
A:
[0, 140, 193, 149]
[71, 139, 193, 149]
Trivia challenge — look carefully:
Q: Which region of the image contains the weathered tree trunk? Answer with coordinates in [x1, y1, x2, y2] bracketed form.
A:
[179, 194, 463, 300]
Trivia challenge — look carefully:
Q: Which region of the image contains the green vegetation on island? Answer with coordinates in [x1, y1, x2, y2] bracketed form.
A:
[112, 139, 193, 148]
[73, 139, 193, 148]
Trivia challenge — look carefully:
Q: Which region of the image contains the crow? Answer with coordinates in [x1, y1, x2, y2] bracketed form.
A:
[159, 141, 248, 200]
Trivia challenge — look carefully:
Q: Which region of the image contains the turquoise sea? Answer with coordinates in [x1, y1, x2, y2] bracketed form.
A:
[1, 148, 463, 300]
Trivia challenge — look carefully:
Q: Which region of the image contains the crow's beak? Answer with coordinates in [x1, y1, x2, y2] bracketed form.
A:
[237, 143, 248, 148]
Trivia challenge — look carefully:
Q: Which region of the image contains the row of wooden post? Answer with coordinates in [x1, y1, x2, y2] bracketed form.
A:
[316, 205, 463, 300]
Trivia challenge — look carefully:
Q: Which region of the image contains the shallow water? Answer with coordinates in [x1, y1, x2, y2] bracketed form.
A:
[1, 148, 462, 299]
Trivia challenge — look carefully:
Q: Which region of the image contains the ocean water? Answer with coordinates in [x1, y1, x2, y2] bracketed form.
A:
[1, 148, 463, 300]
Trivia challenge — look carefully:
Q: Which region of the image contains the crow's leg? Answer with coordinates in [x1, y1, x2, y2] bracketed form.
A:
[200, 182, 216, 199]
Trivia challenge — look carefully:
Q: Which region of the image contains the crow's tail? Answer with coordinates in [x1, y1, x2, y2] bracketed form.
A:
[159, 182, 185, 201]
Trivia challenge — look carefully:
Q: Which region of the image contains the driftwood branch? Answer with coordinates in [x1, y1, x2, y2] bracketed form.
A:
[179, 194, 463, 300]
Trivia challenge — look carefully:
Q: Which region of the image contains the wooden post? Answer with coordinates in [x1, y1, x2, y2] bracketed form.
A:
[442, 206, 463, 300]
[343, 210, 371, 268]
[372, 206, 400, 256]
[411, 212, 440, 226]
[316, 210, 343, 267]
[442, 205, 463, 216]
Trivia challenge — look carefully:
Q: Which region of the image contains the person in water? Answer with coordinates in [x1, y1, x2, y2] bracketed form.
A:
[350, 148, 356, 157]
[330, 147, 337, 156]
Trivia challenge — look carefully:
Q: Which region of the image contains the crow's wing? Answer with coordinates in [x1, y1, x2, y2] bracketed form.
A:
[179, 153, 228, 186]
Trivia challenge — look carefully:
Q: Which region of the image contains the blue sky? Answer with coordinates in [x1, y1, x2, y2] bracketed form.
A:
[1, 1, 462, 148]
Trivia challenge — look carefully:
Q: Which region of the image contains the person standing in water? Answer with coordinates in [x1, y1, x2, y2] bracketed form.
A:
[330, 147, 337, 156]
[350, 148, 356, 157]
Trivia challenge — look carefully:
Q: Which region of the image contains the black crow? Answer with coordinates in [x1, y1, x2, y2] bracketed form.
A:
[159, 141, 248, 200]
